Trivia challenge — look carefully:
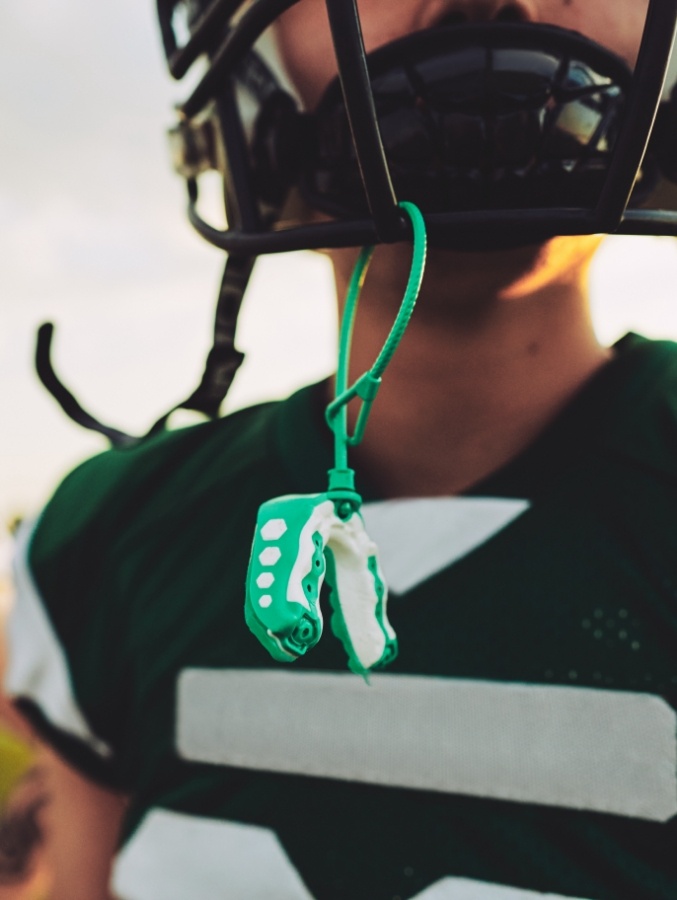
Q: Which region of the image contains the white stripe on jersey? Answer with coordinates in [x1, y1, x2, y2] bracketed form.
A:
[4, 519, 112, 757]
[111, 808, 313, 900]
[414, 878, 589, 899]
[361, 496, 530, 594]
[111, 808, 591, 900]
[178, 669, 677, 822]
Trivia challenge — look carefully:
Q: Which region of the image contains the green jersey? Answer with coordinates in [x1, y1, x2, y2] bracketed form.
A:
[5, 334, 677, 899]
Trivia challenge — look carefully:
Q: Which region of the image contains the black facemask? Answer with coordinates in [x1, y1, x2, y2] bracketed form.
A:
[295, 23, 648, 222]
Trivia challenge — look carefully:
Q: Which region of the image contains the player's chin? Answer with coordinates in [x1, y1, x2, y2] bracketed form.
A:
[419, 233, 605, 306]
[283, 198, 604, 303]
[432, 234, 601, 265]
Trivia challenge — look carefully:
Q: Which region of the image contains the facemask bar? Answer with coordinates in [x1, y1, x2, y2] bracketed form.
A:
[158, 0, 241, 78]
[163, 0, 677, 251]
[597, 0, 677, 232]
[180, 0, 299, 120]
[324, 0, 405, 242]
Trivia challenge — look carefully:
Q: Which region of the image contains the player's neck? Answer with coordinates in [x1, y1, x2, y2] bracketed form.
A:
[330, 245, 611, 498]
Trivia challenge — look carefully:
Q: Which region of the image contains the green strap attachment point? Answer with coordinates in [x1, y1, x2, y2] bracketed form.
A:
[325, 371, 382, 448]
[325, 201, 428, 509]
[327, 467, 360, 520]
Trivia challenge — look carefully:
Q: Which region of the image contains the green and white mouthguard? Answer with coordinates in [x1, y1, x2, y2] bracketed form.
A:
[245, 488, 395, 675]
[244, 202, 427, 675]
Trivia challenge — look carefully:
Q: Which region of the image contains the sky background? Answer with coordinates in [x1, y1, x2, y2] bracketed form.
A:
[2, 0, 677, 534]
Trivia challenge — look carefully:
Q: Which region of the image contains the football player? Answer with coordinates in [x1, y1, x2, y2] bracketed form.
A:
[4, 0, 677, 898]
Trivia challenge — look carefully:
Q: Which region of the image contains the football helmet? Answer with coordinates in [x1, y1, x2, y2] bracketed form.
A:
[37, 1, 677, 442]
[158, 0, 677, 254]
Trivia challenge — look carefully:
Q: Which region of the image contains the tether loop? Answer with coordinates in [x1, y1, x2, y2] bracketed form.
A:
[326, 201, 427, 475]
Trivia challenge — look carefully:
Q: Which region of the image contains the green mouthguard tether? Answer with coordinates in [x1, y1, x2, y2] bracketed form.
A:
[245, 201, 427, 675]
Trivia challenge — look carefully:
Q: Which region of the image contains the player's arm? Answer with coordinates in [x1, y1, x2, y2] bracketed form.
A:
[1, 575, 129, 900]
[31, 739, 128, 900]
[1, 652, 128, 900]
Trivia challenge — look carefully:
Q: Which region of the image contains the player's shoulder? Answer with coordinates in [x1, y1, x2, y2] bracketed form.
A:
[620, 331, 677, 381]
[30, 396, 283, 568]
[604, 332, 677, 466]
[593, 333, 677, 550]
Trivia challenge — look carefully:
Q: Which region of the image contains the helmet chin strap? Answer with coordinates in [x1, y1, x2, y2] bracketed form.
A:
[244, 202, 427, 677]
[35, 253, 254, 447]
[33, 46, 282, 447]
